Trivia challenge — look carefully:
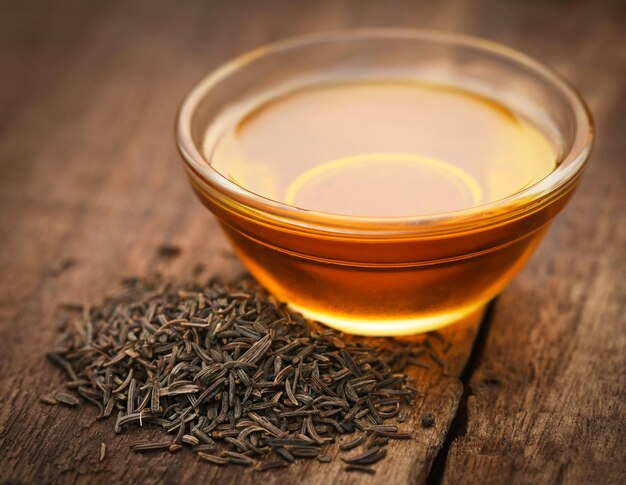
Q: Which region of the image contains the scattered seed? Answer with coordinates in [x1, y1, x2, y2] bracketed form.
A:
[290, 447, 320, 459]
[371, 430, 412, 440]
[55, 392, 79, 407]
[157, 244, 182, 258]
[397, 408, 409, 422]
[39, 395, 57, 405]
[339, 433, 366, 451]
[421, 412, 435, 428]
[275, 447, 295, 462]
[131, 441, 171, 453]
[182, 435, 200, 446]
[193, 444, 217, 454]
[197, 452, 228, 465]
[223, 451, 254, 466]
[258, 460, 289, 471]
[342, 446, 386, 465]
[345, 465, 375, 475]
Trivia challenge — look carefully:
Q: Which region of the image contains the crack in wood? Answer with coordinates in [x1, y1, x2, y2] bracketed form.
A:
[426, 300, 498, 484]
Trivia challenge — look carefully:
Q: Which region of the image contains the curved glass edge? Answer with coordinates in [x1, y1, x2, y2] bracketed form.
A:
[176, 28, 594, 238]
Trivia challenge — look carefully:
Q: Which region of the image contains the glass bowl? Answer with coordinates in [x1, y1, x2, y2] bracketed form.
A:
[176, 29, 593, 336]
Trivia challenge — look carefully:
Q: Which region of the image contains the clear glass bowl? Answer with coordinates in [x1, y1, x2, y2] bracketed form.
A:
[176, 29, 593, 336]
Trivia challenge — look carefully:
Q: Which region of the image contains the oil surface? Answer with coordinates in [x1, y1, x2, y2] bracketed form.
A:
[206, 80, 556, 217]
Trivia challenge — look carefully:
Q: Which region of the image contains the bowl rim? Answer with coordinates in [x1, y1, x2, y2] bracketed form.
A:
[176, 28, 593, 237]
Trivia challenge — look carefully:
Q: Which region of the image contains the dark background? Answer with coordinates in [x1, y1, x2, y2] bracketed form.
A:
[1, 1, 624, 483]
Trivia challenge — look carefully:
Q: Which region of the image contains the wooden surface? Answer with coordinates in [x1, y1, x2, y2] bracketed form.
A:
[0, 0, 624, 484]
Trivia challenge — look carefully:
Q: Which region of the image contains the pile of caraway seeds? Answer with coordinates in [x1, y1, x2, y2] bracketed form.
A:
[45, 275, 446, 474]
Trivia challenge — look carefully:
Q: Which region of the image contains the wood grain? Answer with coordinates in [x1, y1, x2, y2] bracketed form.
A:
[0, 0, 624, 484]
[439, 2, 626, 481]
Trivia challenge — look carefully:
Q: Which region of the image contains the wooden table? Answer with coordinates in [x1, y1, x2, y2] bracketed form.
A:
[1, 1, 624, 483]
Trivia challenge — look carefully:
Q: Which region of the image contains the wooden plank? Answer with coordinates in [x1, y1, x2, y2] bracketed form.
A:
[439, 1, 626, 483]
[0, 1, 483, 483]
[1, 0, 624, 484]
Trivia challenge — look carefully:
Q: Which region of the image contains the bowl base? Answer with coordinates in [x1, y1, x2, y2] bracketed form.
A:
[287, 300, 489, 336]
